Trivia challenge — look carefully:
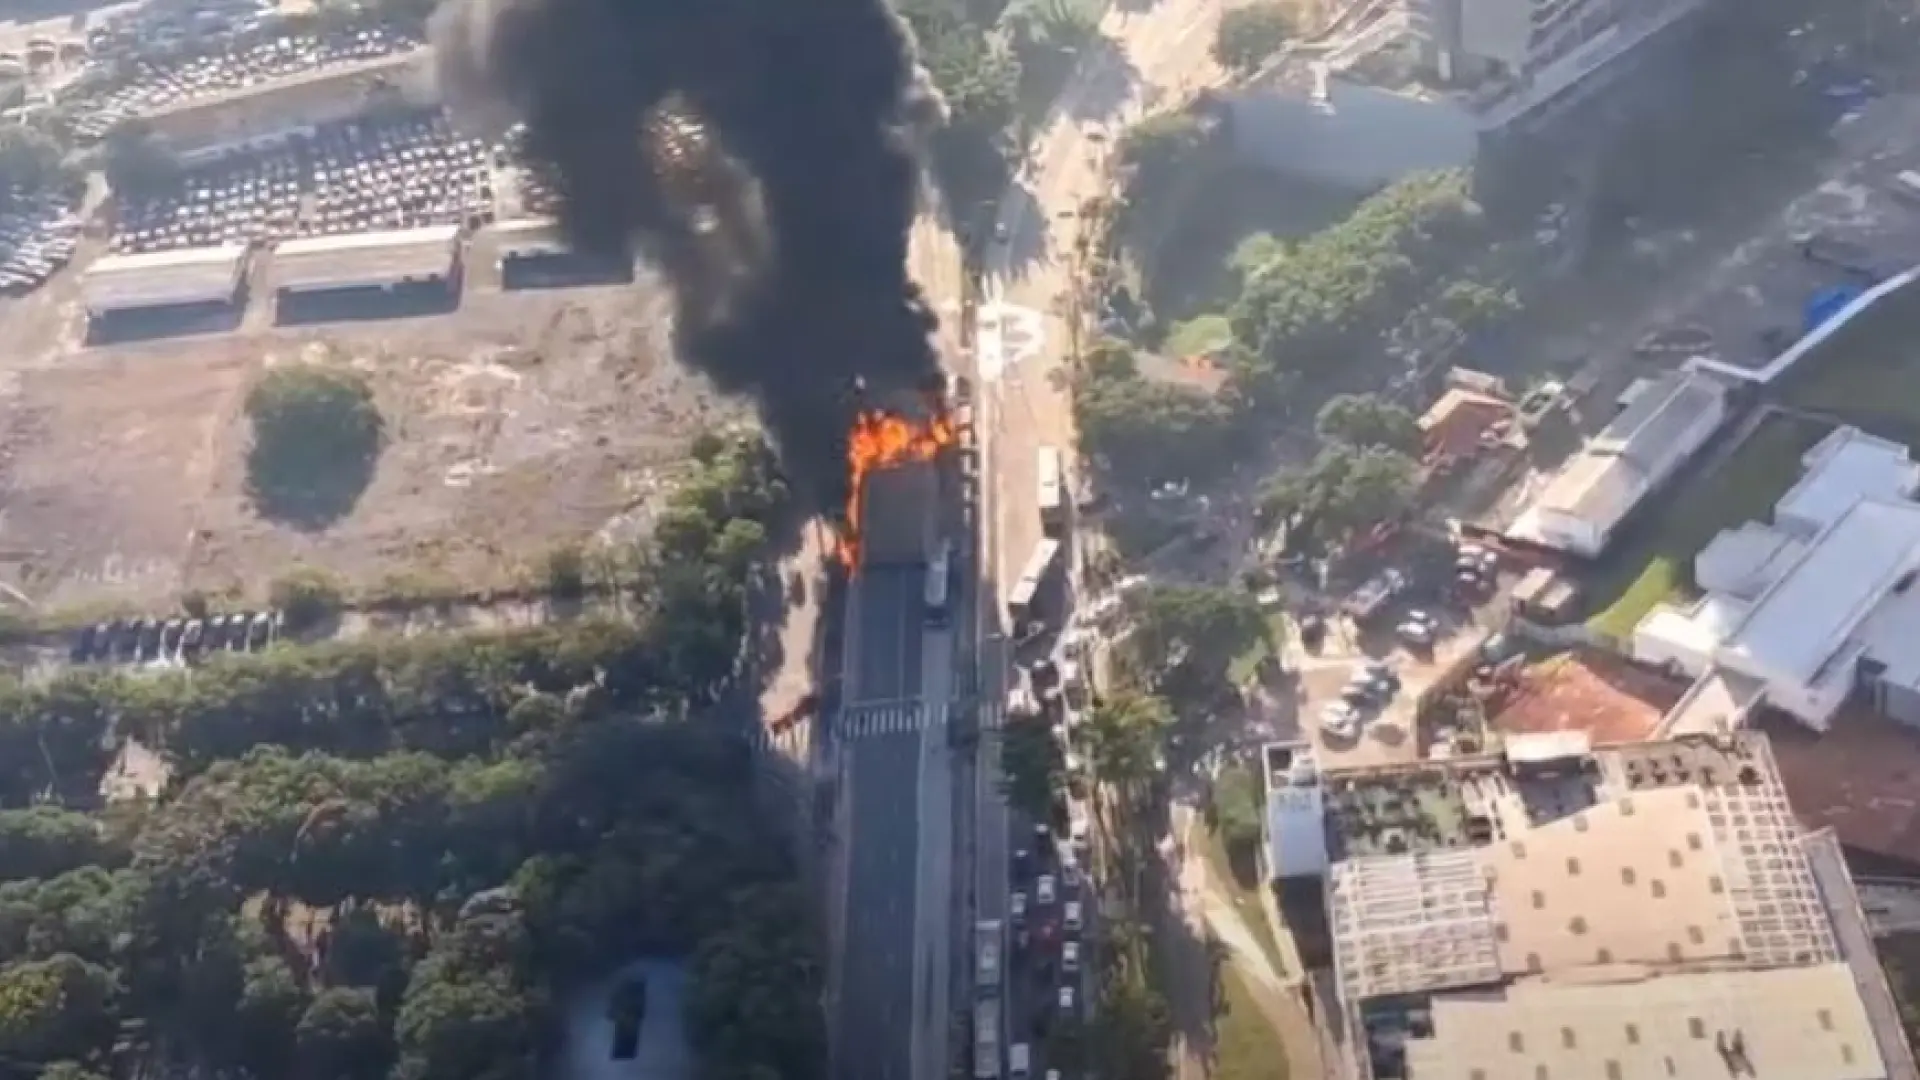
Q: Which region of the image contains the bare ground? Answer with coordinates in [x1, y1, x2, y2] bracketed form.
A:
[0, 266, 739, 610]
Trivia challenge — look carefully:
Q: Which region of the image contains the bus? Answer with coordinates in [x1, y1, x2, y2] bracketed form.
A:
[925, 538, 953, 625]
[973, 999, 1000, 1079]
[1005, 539, 1062, 629]
[1036, 446, 1065, 537]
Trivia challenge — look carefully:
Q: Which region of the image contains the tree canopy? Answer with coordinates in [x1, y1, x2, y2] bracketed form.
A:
[1075, 340, 1238, 488]
[244, 363, 386, 527]
[1211, 4, 1294, 77]
[0, 431, 818, 1080]
[1257, 443, 1420, 549]
[1314, 392, 1421, 455]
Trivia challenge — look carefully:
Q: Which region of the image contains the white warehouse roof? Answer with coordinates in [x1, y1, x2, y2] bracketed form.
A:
[1720, 498, 1920, 688]
[273, 225, 460, 294]
[1506, 370, 1729, 555]
[1774, 426, 1920, 535]
[80, 244, 248, 314]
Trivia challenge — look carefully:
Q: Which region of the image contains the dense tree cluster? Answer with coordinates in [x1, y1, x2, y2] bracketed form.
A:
[0, 433, 816, 1079]
[1257, 443, 1420, 550]
[1210, 5, 1294, 77]
[244, 363, 386, 526]
[1074, 340, 1239, 489]
[1227, 169, 1483, 397]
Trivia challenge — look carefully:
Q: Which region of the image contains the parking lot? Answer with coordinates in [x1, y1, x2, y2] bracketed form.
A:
[1285, 532, 1510, 769]
[72, 26, 421, 141]
[0, 195, 81, 295]
[111, 109, 493, 255]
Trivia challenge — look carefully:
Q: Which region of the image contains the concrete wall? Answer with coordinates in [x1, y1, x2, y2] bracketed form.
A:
[1227, 79, 1478, 191]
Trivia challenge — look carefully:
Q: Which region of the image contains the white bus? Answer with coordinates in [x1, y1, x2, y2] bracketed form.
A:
[1006, 539, 1062, 628]
[975, 918, 1002, 990]
[926, 538, 953, 624]
[1036, 445, 1065, 536]
[974, 999, 1000, 1079]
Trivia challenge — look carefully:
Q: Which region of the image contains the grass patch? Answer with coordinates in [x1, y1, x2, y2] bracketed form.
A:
[1198, 824, 1287, 975]
[1585, 411, 1831, 640]
[1212, 962, 1291, 1080]
[1775, 278, 1920, 446]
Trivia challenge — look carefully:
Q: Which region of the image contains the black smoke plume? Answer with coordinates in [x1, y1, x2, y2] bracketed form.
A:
[432, 0, 946, 506]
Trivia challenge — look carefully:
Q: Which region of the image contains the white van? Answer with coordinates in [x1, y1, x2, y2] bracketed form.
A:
[1009, 1042, 1031, 1080]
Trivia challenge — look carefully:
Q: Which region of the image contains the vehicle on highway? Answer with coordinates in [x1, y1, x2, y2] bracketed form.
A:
[1057, 985, 1075, 1013]
[975, 999, 1000, 1079]
[927, 537, 954, 625]
[1062, 940, 1079, 974]
[977, 919, 1003, 990]
[1037, 874, 1057, 906]
[1007, 539, 1064, 630]
[1037, 445, 1065, 537]
[1060, 852, 1080, 891]
[1063, 899, 1082, 933]
[1009, 1043, 1030, 1080]
[1011, 890, 1028, 924]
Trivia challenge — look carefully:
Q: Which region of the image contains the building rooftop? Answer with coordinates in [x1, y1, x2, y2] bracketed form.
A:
[1764, 709, 1920, 869]
[1488, 653, 1681, 745]
[1325, 733, 1893, 1080]
[80, 243, 248, 313]
[1774, 427, 1920, 535]
[1401, 964, 1885, 1080]
[1719, 498, 1920, 687]
[1262, 741, 1329, 880]
[272, 224, 460, 293]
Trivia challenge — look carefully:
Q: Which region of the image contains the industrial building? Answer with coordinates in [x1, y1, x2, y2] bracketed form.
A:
[1295, 731, 1914, 1080]
[495, 217, 633, 290]
[1504, 368, 1730, 558]
[1633, 426, 1920, 731]
[80, 244, 249, 342]
[271, 225, 462, 323]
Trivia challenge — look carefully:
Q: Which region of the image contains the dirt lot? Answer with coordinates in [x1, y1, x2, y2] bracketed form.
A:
[0, 272, 738, 610]
[1486, 651, 1685, 744]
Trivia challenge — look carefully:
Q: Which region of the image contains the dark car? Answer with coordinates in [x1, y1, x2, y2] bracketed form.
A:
[181, 619, 205, 654]
[70, 624, 96, 663]
[248, 612, 273, 649]
[159, 618, 185, 654]
[135, 618, 162, 660]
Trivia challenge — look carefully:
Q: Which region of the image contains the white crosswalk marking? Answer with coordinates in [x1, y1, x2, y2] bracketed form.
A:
[824, 698, 1008, 742]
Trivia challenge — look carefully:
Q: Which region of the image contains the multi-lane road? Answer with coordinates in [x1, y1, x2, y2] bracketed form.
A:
[828, 5, 1228, 1079]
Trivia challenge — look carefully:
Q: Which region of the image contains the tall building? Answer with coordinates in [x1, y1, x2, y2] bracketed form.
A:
[1266, 730, 1918, 1080]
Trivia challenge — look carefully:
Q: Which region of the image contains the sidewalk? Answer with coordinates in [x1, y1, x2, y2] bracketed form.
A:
[1173, 807, 1325, 1080]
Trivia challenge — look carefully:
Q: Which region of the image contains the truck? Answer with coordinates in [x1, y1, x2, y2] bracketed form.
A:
[1037, 446, 1065, 537]
[973, 999, 1000, 1079]
[976, 919, 1003, 990]
[1005, 539, 1063, 630]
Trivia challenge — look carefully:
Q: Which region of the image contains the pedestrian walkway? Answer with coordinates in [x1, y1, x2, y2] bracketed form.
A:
[828, 698, 1009, 742]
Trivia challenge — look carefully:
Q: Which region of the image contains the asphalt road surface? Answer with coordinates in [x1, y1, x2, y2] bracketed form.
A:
[837, 566, 929, 1080]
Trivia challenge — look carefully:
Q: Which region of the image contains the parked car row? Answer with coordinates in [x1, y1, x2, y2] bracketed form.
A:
[0, 199, 81, 295]
[72, 27, 422, 142]
[112, 110, 495, 254]
[70, 610, 283, 665]
[1008, 818, 1086, 1078]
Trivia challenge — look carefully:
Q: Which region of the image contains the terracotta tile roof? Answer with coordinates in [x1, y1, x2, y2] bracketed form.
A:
[1489, 653, 1685, 745]
[1420, 389, 1514, 461]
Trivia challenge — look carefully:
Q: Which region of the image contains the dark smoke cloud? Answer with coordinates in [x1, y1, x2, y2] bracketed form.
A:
[432, 0, 948, 506]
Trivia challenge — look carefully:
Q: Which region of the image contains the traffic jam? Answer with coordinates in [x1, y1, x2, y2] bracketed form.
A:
[977, 443, 1095, 1080]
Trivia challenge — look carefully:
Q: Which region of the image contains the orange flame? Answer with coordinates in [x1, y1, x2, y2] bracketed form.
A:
[838, 400, 959, 570]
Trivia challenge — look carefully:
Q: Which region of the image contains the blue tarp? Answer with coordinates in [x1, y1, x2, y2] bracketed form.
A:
[1805, 284, 1865, 333]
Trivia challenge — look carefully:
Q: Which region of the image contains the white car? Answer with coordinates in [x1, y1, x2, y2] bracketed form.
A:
[1010, 891, 1028, 923]
[1037, 874, 1057, 905]
[1062, 940, 1080, 973]
[1060, 854, 1080, 890]
[1059, 984, 1077, 1012]
[1321, 702, 1360, 739]
[1064, 899, 1083, 932]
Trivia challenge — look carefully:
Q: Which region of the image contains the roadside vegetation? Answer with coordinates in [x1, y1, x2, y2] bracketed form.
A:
[0, 430, 814, 1079]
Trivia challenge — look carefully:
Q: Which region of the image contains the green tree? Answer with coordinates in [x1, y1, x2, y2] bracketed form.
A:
[1075, 342, 1235, 488]
[1115, 111, 1211, 227]
[1210, 762, 1263, 859]
[1126, 583, 1267, 684]
[1081, 691, 1169, 797]
[0, 807, 121, 882]
[1211, 4, 1293, 76]
[1315, 393, 1422, 454]
[244, 364, 385, 526]
[1002, 0, 1100, 52]
[999, 719, 1065, 821]
[270, 565, 346, 631]
[0, 122, 67, 196]
[0, 953, 118, 1065]
[297, 986, 390, 1080]
[1259, 444, 1420, 548]
[97, 120, 179, 196]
